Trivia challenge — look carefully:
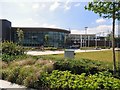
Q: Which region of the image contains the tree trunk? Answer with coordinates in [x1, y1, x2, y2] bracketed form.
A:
[112, 3, 117, 75]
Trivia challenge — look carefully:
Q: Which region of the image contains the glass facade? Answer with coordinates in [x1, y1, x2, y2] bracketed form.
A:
[14, 30, 67, 48]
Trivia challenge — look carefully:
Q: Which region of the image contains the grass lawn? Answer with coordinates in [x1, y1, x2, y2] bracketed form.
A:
[42, 50, 120, 63]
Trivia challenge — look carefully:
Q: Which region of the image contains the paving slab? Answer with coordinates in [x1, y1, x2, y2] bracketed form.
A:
[0, 80, 26, 90]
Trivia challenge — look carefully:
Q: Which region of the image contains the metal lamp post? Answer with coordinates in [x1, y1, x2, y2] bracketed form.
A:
[85, 27, 88, 51]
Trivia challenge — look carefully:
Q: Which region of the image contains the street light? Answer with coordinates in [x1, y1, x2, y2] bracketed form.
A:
[85, 27, 88, 48]
[84, 27, 88, 52]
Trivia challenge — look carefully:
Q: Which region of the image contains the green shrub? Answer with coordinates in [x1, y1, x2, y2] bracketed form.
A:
[2, 54, 16, 62]
[2, 41, 25, 62]
[6, 66, 20, 83]
[16, 65, 35, 85]
[54, 59, 112, 75]
[2, 41, 24, 56]
[0, 61, 8, 69]
[44, 47, 57, 51]
[43, 70, 120, 90]
[10, 59, 36, 67]
[1, 69, 9, 80]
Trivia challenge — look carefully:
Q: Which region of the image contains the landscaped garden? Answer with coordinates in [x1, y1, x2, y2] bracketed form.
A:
[1, 41, 120, 89]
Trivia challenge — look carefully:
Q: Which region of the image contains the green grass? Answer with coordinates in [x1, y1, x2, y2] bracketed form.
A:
[40, 50, 120, 63]
[75, 50, 119, 62]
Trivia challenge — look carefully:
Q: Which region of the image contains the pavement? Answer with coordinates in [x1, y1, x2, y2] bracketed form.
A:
[0, 80, 26, 90]
[26, 49, 110, 56]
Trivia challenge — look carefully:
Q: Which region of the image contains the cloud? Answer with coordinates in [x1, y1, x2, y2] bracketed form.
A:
[64, 5, 71, 10]
[49, 0, 72, 12]
[71, 24, 118, 36]
[32, 3, 39, 9]
[41, 23, 60, 28]
[74, 3, 80, 7]
[64, 0, 71, 11]
[49, 1, 60, 11]
[96, 18, 106, 24]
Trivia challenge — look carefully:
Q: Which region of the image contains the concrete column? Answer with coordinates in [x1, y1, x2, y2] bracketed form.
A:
[88, 36, 89, 47]
[81, 35, 82, 47]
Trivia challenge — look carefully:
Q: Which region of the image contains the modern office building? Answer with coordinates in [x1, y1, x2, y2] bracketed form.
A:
[1, 19, 113, 48]
[0, 19, 11, 41]
[0, 19, 70, 48]
[69, 34, 96, 47]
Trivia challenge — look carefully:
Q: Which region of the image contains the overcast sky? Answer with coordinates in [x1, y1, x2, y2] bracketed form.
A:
[0, 0, 119, 36]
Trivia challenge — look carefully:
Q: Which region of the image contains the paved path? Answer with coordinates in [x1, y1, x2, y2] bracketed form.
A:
[26, 49, 110, 56]
[0, 80, 26, 90]
[0, 80, 36, 90]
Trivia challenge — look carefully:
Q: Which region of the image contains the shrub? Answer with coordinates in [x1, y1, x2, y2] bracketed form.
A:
[2, 41, 25, 62]
[0, 61, 8, 69]
[43, 70, 120, 90]
[6, 66, 20, 83]
[54, 59, 112, 75]
[10, 59, 36, 67]
[16, 65, 36, 85]
[2, 41, 24, 56]
[44, 47, 57, 51]
[2, 54, 16, 62]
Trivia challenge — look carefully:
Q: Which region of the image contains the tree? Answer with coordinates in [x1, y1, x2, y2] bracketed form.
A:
[16, 28, 24, 46]
[85, 0, 120, 75]
[44, 34, 49, 47]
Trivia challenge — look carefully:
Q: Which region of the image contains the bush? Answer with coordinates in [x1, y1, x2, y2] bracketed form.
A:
[0, 61, 8, 69]
[2, 41, 24, 56]
[54, 59, 112, 75]
[6, 66, 20, 83]
[2, 41, 25, 62]
[43, 70, 120, 90]
[10, 59, 36, 67]
[2, 54, 16, 62]
[1, 59, 55, 89]
[44, 47, 57, 51]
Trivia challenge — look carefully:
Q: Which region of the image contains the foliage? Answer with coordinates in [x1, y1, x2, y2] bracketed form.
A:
[2, 54, 16, 62]
[1, 59, 54, 89]
[44, 47, 57, 51]
[44, 34, 49, 47]
[54, 59, 112, 75]
[1, 56, 120, 89]
[16, 28, 24, 45]
[85, 1, 120, 19]
[2, 41, 25, 62]
[80, 47, 95, 50]
[43, 70, 120, 90]
[85, 0, 120, 74]
[2, 41, 24, 56]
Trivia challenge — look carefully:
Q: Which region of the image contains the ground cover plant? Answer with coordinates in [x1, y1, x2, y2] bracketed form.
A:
[42, 70, 120, 90]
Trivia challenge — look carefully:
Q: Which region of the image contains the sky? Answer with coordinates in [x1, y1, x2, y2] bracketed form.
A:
[0, 0, 119, 36]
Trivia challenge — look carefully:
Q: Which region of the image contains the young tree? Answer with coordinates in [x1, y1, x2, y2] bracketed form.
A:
[16, 28, 24, 46]
[85, 0, 120, 74]
[44, 34, 49, 47]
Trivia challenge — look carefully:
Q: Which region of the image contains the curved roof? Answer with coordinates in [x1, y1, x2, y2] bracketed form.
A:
[12, 27, 70, 33]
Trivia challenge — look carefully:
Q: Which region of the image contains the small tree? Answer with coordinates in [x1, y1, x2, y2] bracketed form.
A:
[85, 0, 120, 74]
[16, 28, 24, 45]
[44, 34, 49, 47]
